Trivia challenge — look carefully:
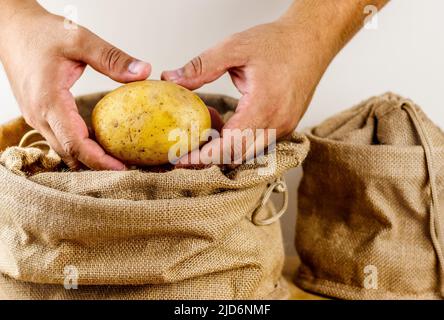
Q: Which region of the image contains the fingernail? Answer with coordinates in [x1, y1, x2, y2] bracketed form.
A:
[110, 163, 127, 171]
[165, 68, 184, 82]
[128, 60, 149, 75]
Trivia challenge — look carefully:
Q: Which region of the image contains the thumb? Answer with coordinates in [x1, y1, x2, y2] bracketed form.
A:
[69, 28, 151, 83]
[162, 38, 244, 90]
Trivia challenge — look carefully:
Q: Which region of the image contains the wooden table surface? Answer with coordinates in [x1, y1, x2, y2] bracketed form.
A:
[284, 256, 326, 300]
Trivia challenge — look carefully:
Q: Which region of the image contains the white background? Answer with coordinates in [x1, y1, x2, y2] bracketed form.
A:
[1, 0, 443, 255]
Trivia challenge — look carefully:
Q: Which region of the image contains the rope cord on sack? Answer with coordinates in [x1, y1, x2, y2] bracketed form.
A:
[402, 102, 444, 297]
[18, 130, 49, 149]
[252, 177, 289, 226]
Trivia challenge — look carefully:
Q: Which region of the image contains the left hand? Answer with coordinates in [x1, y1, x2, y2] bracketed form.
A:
[0, 4, 151, 171]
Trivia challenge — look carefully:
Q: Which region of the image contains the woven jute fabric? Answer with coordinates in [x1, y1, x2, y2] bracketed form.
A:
[0, 146, 61, 176]
[295, 93, 444, 300]
[0, 92, 309, 300]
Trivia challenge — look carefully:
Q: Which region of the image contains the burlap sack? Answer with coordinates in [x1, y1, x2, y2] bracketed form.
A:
[0, 92, 309, 300]
[295, 93, 444, 299]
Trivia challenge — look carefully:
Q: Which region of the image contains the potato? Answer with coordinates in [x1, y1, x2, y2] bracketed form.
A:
[92, 80, 211, 166]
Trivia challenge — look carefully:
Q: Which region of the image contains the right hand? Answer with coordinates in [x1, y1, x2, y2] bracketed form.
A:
[0, 4, 151, 170]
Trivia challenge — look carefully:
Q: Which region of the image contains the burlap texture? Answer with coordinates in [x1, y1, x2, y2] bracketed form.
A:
[295, 93, 444, 299]
[0, 92, 309, 300]
[0, 145, 61, 176]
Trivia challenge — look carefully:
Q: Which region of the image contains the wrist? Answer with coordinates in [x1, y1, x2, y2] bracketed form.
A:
[278, 0, 388, 66]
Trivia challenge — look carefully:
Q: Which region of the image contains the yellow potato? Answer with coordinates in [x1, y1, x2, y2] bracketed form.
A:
[92, 80, 211, 166]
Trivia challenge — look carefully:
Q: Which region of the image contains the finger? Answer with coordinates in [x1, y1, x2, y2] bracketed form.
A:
[66, 28, 151, 83]
[175, 107, 224, 169]
[177, 94, 272, 167]
[174, 106, 224, 169]
[207, 106, 224, 132]
[45, 92, 126, 171]
[36, 123, 82, 170]
[161, 37, 244, 90]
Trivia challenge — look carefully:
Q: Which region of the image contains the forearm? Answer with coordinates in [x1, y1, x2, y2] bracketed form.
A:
[279, 0, 389, 69]
[0, 0, 44, 22]
[0, 0, 46, 51]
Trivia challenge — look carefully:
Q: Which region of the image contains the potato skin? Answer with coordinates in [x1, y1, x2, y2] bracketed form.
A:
[92, 80, 211, 166]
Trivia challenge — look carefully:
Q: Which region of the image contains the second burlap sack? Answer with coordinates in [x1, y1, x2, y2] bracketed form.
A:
[295, 93, 444, 299]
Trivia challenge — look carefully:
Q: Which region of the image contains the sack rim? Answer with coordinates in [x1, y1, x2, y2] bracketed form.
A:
[306, 131, 444, 154]
[0, 166, 274, 219]
[0, 164, 259, 205]
[0, 133, 308, 204]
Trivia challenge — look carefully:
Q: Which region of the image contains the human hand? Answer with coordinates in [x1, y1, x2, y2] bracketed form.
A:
[162, 0, 389, 166]
[162, 21, 328, 166]
[0, 2, 151, 170]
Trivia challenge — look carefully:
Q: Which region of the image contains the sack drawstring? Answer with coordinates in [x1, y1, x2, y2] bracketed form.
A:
[252, 177, 288, 226]
[402, 102, 444, 297]
[19, 130, 49, 149]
